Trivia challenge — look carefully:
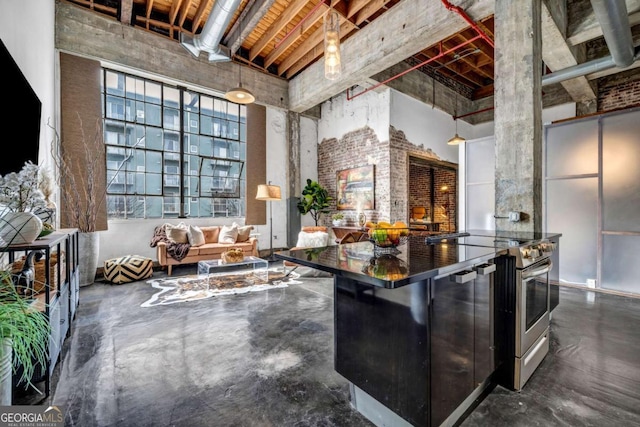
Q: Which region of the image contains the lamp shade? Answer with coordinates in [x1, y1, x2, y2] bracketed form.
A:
[224, 84, 255, 104]
[256, 184, 281, 201]
[447, 134, 466, 145]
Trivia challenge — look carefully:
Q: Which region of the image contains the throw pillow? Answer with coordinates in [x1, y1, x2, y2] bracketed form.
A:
[233, 222, 254, 242]
[187, 225, 206, 247]
[218, 224, 239, 244]
[166, 222, 189, 244]
[296, 231, 328, 248]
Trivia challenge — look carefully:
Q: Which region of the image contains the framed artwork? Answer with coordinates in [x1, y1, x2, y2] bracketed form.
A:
[336, 165, 375, 210]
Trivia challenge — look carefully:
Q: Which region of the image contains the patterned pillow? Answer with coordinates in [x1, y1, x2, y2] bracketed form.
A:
[218, 224, 238, 244]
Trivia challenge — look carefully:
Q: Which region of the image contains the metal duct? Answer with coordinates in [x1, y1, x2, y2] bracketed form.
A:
[543, 46, 640, 86]
[180, 0, 241, 62]
[590, 0, 634, 67]
[542, 1, 637, 86]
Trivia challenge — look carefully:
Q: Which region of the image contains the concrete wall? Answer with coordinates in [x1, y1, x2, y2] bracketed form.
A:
[263, 107, 289, 250]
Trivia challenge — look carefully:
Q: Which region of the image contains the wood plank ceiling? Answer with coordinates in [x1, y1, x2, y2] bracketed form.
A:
[64, 0, 496, 101]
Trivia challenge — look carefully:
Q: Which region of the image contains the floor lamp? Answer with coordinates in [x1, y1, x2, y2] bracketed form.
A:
[256, 182, 281, 262]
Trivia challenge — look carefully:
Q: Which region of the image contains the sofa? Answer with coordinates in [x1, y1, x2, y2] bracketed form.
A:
[151, 223, 259, 275]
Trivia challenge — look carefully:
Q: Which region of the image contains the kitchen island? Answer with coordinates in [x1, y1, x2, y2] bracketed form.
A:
[276, 237, 505, 427]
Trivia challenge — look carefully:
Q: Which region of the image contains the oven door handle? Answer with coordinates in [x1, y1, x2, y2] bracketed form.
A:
[522, 260, 553, 279]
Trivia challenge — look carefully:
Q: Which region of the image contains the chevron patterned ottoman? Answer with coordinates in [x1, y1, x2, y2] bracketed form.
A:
[104, 255, 153, 285]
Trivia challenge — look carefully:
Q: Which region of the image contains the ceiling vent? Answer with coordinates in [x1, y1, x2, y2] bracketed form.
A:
[180, 0, 241, 62]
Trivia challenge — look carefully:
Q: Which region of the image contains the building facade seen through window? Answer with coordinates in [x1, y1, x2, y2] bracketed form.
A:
[102, 69, 247, 219]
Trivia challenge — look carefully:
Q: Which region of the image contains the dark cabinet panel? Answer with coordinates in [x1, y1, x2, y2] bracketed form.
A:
[474, 265, 495, 386]
[335, 277, 431, 427]
[430, 272, 475, 427]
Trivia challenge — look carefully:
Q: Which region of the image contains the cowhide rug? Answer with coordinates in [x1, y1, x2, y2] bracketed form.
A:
[141, 268, 301, 307]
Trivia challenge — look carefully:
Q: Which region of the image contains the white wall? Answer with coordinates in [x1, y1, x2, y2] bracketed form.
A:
[469, 102, 577, 139]
[262, 107, 289, 251]
[299, 115, 319, 228]
[318, 89, 390, 144]
[0, 0, 56, 174]
[389, 90, 469, 163]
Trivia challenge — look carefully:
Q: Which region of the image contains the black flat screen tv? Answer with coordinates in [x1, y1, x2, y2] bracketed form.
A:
[0, 38, 41, 176]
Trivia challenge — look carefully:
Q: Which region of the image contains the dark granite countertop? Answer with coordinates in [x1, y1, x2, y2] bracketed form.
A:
[275, 236, 501, 289]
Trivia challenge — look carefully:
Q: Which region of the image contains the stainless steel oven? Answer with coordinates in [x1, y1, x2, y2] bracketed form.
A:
[514, 257, 552, 390]
[493, 239, 556, 391]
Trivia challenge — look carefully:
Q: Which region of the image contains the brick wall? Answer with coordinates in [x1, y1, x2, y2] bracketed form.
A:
[318, 126, 389, 227]
[407, 159, 457, 233]
[598, 78, 640, 111]
[317, 125, 457, 230]
[389, 126, 457, 231]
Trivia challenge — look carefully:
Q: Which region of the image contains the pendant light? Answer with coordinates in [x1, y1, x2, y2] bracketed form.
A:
[448, 93, 465, 145]
[225, 14, 255, 104]
[324, 9, 341, 80]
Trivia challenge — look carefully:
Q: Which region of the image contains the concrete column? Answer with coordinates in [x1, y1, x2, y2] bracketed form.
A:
[286, 111, 301, 247]
[494, 0, 543, 232]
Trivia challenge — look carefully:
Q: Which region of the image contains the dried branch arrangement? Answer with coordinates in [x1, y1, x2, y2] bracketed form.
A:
[48, 114, 105, 233]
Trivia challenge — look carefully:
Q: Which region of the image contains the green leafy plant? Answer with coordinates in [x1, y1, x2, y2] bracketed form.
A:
[297, 179, 332, 226]
[331, 213, 344, 221]
[0, 263, 50, 393]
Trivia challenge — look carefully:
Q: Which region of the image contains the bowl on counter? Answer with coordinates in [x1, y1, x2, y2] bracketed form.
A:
[367, 226, 410, 248]
[362, 254, 408, 280]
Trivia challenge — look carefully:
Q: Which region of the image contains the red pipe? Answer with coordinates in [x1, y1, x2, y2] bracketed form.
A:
[454, 106, 494, 120]
[440, 0, 494, 48]
[347, 34, 483, 100]
[345, 1, 494, 102]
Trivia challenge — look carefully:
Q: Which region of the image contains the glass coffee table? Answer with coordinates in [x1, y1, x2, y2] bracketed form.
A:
[197, 256, 269, 285]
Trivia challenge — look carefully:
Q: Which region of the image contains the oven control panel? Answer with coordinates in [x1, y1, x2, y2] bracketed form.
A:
[515, 240, 556, 267]
[519, 241, 556, 261]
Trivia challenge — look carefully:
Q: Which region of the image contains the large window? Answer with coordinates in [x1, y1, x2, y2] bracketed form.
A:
[102, 69, 247, 219]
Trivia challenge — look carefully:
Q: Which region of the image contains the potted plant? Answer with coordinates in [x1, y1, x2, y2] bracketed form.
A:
[49, 116, 109, 287]
[331, 213, 345, 227]
[297, 179, 332, 226]
[0, 219, 50, 404]
[0, 161, 48, 245]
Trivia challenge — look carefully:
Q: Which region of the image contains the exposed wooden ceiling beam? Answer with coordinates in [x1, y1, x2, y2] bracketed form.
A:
[178, 0, 193, 28]
[119, 0, 133, 25]
[263, 3, 327, 68]
[354, 0, 392, 26]
[224, 0, 283, 56]
[169, 0, 184, 25]
[145, 0, 155, 30]
[249, 0, 310, 61]
[347, 0, 371, 19]
[191, 0, 209, 32]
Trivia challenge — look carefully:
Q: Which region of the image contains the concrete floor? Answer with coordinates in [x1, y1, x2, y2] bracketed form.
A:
[24, 263, 640, 426]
